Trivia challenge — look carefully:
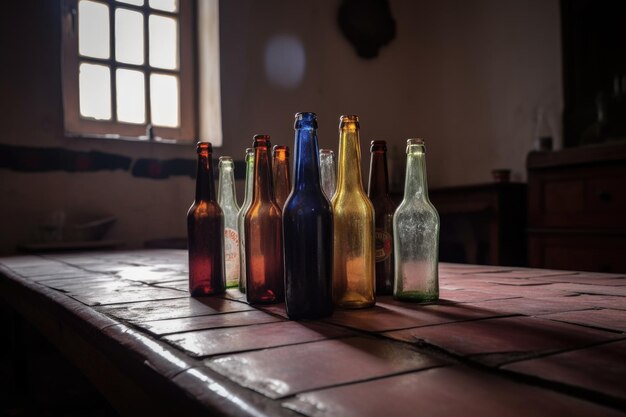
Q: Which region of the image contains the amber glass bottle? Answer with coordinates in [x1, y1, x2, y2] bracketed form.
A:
[237, 148, 254, 293]
[332, 115, 375, 309]
[272, 145, 291, 209]
[283, 112, 334, 319]
[187, 142, 226, 296]
[245, 135, 284, 304]
[394, 138, 440, 302]
[368, 140, 397, 295]
[218, 156, 240, 288]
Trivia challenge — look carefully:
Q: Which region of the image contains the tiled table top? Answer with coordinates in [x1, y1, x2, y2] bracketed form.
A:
[0, 250, 624, 416]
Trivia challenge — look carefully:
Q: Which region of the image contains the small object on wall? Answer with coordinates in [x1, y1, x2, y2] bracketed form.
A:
[337, 0, 396, 59]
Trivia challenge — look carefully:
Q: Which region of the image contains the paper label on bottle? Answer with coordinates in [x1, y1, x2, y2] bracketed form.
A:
[224, 228, 240, 284]
[375, 229, 392, 262]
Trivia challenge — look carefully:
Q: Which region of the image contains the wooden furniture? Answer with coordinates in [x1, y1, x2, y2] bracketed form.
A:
[1, 250, 624, 416]
[427, 183, 527, 267]
[527, 143, 626, 273]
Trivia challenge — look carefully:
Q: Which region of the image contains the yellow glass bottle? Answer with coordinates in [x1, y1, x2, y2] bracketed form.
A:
[332, 115, 375, 309]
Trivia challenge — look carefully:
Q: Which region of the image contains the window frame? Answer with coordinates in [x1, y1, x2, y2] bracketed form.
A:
[61, 0, 197, 143]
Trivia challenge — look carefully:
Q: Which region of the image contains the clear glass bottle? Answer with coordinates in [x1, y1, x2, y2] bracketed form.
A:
[245, 135, 284, 304]
[237, 148, 254, 293]
[283, 112, 334, 319]
[368, 140, 397, 295]
[393, 138, 439, 302]
[319, 149, 337, 200]
[332, 115, 375, 309]
[218, 156, 240, 288]
[187, 142, 226, 296]
[272, 145, 291, 209]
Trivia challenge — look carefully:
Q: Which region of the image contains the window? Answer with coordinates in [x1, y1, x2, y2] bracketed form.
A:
[61, 0, 196, 142]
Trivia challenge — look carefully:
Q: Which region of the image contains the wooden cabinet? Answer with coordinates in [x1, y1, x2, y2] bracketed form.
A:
[527, 143, 626, 273]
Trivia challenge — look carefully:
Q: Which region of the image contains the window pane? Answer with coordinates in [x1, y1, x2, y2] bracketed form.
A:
[117, 0, 144, 6]
[79, 63, 111, 120]
[149, 15, 178, 70]
[149, 0, 177, 12]
[150, 74, 179, 127]
[116, 69, 145, 124]
[115, 8, 144, 65]
[78, 1, 109, 59]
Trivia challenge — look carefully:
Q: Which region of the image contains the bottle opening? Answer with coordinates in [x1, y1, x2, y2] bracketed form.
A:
[295, 112, 317, 121]
[253, 134, 271, 148]
[406, 138, 425, 145]
[196, 141, 212, 153]
[406, 138, 426, 154]
[370, 140, 387, 152]
[273, 145, 289, 158]
[295, 112, 318, 129]
[339, 115, 360, 130]
[319, 149, 334, 155]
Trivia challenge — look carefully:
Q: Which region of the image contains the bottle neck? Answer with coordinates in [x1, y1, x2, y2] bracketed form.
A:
[337, 126, 365, 193]
[368, 151, 390, 197]
[242, 153, 254, 206]
[218, 164, 237, 207]
[293, 127, 322, 191]
[252, 146, 274, 203]
[195, 151, 216, 202]
[403, 145, 429, 201]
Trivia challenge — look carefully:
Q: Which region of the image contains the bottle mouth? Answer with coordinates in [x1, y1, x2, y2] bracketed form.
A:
[406, 138, 425, 145]
[196, 141, 212, 153]
[370, 140, 387, 152]
[406, 138, 426, 154]
[339, 115, 359, 129]
[295, 112, 318, 129]
[272, 145, 290, 157]
[253, 134, 271, 147]
[219, 156, 234, 166]
[319, 149, 334, 155]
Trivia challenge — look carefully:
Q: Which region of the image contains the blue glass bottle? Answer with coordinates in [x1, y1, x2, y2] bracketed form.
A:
[283, 112, 334, 319]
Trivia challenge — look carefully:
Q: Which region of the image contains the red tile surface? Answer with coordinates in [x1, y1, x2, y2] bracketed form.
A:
[383, 316, 622, 364]
[539, 309, 626, 332]
[207, 336, 445, 398]
[463, 296, 599, 316]
[438, 288, 520, 303]
[96, 296, 254, 322]
[549, 283, 626, 297]
[503, 340, 626, 401]
[163, 321, 351, 357]
[323, 300, 508, 332]
[570, 294, 626, 311]
[138, 310, 283, 335]
[283, 366, 624, 417]
[69, 284, 187, 306]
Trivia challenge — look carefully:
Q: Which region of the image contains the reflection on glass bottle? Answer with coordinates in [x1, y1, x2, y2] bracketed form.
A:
[283, 112, 334, 319]
[368, 140, 397, 295]
[187, 142, 226, 296]
[237, 148, 254, 293]
[332, 115, 375, 309]
[319, 149, 337, 200]
[394, 138, 439, 302]
[218, 156, 240, 288]
[245, 135, 284, 304]
[272, 145, 291, 209]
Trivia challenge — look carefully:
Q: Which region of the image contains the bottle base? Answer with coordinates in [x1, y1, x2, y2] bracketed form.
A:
[393, 292, 438, 303]
[190, 286, 226, 297]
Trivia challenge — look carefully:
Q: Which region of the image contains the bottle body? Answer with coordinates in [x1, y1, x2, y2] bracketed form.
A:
[245, 135, 284, 304]
[332, 115, 375, 309]
[187, 142, 226, 296]
[218, 156, 240, 288]
[283, 112, 334, 319]
[272, 145, 291, 209]
[394, 139, 439, 302]
[237, 148, 254, 293]
[319, 149, 337, 200]
[368, 140, 397, 295]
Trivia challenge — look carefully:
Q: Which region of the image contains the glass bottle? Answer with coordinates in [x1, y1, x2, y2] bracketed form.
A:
[245, 135, 284, 304]
[332, 115, 375, 309]
[368, 140, 397, 295]
[283, 112, 334, 319]
[218, 156, 240, 288]
[237, 148, 254, 293]
[394, 138, 440, 302]
[187, 142, 226, 296]
[272, 145, 291, 209]
[319, 149, 337, 200]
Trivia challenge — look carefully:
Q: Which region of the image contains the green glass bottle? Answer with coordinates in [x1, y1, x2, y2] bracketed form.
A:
[393, 138, 440, 302]
[332, 115, 375, 309]
[237, 148, 254, 293]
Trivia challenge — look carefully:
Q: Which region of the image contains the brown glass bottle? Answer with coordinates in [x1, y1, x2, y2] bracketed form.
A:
[368, 140, 397, 295]
[245, 135, 285, 304]
[187, 142, 226, 296]
[272, 145, 291, 209]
